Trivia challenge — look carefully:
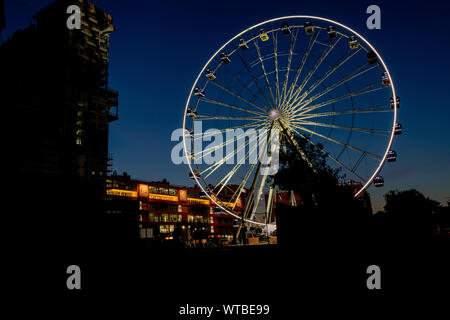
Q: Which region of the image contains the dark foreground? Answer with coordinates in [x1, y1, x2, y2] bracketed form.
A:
[5, 176, 449, 316]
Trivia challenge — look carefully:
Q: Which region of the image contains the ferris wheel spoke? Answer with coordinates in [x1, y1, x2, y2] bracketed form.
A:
[193, 122, 265, 160]
[213, 138, 260, 197]
[201, 132, 259, 178]
[192, 120, 267, 142]
[278, 120, 314, 169]
[222, 65, 263, 106]
[293, 82, 385, 117]
[281, 30, 320, 112]
[253, 39, 277, 107]
[292, 119, 391, 136]
[199, 97, 267, 117]
[290, 122, 382, 161]
[289, 48, 362, 109]
[280, 28, 300, 107]
[286, 35, 343, 106]
[296, 103, 391, 121]
[208, 81, 268, 113]
[195, 115, 266, 121]
[294, 63, 378, 111]
[272, 32, 280, 106]
[229, 164, 256, 208]
[236, 51, 275, 109]
[290, 126, 365, 182]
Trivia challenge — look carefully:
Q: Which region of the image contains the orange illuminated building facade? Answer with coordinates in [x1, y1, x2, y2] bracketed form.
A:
[105, 173, 245, 242]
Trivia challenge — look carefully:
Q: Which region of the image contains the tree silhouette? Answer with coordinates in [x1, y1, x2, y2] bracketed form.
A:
[383, 189, 440, 238]
[274, 136, 371, 247]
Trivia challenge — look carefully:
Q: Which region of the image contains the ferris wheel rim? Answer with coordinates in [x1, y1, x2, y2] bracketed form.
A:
[182, 15, 398, 225]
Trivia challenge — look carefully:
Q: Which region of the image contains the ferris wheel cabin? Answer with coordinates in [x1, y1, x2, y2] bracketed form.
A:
[194, 87, 205, 98]
[394, 123, 403, 135]
[304, 21, 314, 35]
[281, 23, 291, 35]
[327, 26, 337, 39]
[238, 39, 249, 50]
[349, 36, 359, 49]
[367, 50, 377, 64]
[220, 52, 231, 64]
[186, 107, 197, 118]
[205, 68, 216, 80]
[259, 29, 269, 41]
[386, 150, 397, 162]
[390, 96, 400, 109]
[382, 72, 390, 85]
[373, 176, 384, 187]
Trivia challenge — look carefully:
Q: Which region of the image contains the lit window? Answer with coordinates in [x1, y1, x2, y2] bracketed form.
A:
[160, 225, 170, 233]
[76, 138, 82, 145]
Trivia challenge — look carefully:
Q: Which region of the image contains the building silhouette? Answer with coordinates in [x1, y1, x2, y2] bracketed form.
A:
[2, 1, 119, 272]
[1, 0, 117, 183]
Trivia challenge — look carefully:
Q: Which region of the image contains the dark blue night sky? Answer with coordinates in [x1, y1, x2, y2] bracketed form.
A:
[3, 0, 450, 211]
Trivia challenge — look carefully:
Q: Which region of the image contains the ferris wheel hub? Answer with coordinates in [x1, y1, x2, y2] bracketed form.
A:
[268, 108, 282, 121]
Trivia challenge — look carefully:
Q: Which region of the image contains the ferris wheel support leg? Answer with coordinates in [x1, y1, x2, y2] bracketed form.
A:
[236, 124, 275, 241]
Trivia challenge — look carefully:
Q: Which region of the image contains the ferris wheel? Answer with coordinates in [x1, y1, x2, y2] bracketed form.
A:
[182, 16, 401, 227]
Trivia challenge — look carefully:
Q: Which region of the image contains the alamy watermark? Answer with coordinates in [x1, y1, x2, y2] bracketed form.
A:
[171, 121, 280, 175]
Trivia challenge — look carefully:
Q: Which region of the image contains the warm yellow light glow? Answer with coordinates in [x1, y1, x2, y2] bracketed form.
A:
[187, 198, 210, 205]
[107, 189, 137, 197]
[149, 193, 179, 202]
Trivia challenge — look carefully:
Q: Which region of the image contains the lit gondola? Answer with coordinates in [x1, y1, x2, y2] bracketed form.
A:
[304, 21, 314, 35]
[259, 29, 269, 41]
[382, 72, 390, 85]
[205, 68, 216, 80]
[349, 36, 359, 49]
[186, 107, 197, 118]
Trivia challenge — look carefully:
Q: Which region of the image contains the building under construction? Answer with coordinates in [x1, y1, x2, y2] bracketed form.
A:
[2, 1, 119, 262]
[2, 0, 117, 184]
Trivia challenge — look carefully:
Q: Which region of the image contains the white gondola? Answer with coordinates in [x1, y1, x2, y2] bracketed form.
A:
[205, 68, 216, 80]
[238, 39, 249, 50]
[304, 21, 314, 35]
[386, 150, 397, 162]
[194, 87, 205, 98]
[220, 52, 231, 64]
[281, 23, 291, 35]
[390, 96, 400, 109]
[349, 36, 359, 49]
[394, 123, 402, 135]
[373, 176, 384, 187]
[326, 26, 336, 39]
[187, 107, 197, 118]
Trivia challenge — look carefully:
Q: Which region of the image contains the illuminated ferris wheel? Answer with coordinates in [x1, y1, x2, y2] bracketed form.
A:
[182, 16, 401, 227]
